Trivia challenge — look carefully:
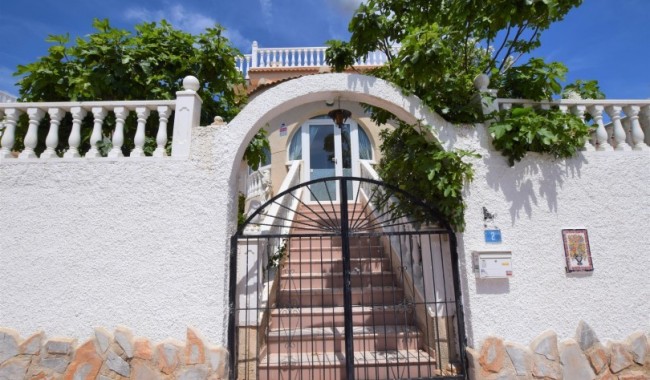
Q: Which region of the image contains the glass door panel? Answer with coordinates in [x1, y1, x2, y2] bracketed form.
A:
[309, 124, 337, 201]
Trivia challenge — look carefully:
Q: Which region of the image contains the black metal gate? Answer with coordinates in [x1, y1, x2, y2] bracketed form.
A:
[229, 177, 466, 380]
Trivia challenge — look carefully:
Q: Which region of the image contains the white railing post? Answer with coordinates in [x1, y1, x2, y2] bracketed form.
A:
[19, 108, 45, 159]
[0, 108, 20, 159]
[641, 106, 650, 146]
[605, 106, 631, 151]
[153, 105, 170, 157]
[251, 41, 258, 69]
[86, 107, 107, 158]
[587, 105, 613, 151]
[41, 107, 64, 159]
[131, 106, 150, 158]
[63, 106, 87, 158]
[623, 105, 648, 151]
[172, 76, 202, 158]
[108, 106, 127, 158]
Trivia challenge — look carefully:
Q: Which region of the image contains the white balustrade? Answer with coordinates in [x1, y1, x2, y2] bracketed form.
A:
[494, 98, 650, 154]
[238, 41, 394, 79]
[0, 76, 205, 161]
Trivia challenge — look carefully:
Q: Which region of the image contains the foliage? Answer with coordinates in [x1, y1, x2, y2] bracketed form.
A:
[12, 18, 268, 168]
[377, 123, 478, 231]
[245, 128, 271, 171]
[327, 0, 584, 123]
[489, 107, 591, 166]
[267, 239, 288, 269]
[325, 0, 600, 226]
[562, 79, 605, 100]
[237, 192, 247, 228]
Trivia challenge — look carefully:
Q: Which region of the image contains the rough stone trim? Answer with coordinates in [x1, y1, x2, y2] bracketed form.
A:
[467, 321, 649, 380]
[0, 326, 228, 379]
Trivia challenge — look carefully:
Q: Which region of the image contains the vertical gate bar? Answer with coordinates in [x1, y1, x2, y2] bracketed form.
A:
[339, 178, 355, 380]
[228, 235, 238, 380]
[430, 234, 443, 375]
[449, 232, 467, 377]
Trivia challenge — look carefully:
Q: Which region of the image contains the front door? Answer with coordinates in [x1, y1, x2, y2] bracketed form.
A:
[305, 121, 355, 202]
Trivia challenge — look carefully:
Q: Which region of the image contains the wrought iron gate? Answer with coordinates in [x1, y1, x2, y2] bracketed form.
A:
[229, 177, 466, 380]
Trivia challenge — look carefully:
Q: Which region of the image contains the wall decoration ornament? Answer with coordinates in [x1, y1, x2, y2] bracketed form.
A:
[562, 229, 594, 272]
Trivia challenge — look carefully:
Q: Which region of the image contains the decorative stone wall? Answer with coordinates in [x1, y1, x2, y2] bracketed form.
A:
[0, 326, 228, 379]
[467, 321, 649, 379]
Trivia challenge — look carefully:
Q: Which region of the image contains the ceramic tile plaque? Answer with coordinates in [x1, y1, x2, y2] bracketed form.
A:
[562, 229, 594, 272]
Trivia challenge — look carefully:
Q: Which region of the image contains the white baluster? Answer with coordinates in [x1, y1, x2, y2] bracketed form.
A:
[245, 56, 251, 79]
[605, 106, 631, 151]
[251, 41, 258, 69]
[131, 106, 150, 157]
[264, 50, 270, 67]
[570, 105, 595, 151]
[297, 48, 303, 66]
[587, 105, 612, 151]
[500, 102, 512, 112]
[108, 106, 128, 158]
[153, 105, 170, 157]
[308, 48, 313, 66]
[19, 108, 45, 159]
[41, 108, 64, 159]
[0, 108, 20, 159]
[622, 105, 648, 150]
[290, 49, 296, 67]
[62, 106, 87, 158]
[641, 106, 650, 146]
[86, 107, 107, 158]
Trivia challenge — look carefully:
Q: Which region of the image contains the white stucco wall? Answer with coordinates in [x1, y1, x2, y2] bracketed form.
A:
[0, 126, 233, 344]
[457, 126, 650, 346]
[1, 73, 648, 351]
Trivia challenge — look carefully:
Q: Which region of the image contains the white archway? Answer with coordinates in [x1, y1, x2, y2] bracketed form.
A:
[223, 73, 458, 181]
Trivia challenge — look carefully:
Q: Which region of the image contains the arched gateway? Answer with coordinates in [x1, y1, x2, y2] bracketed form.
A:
[223, 74, 466, 379]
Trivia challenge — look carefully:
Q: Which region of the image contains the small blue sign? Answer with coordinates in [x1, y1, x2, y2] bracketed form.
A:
[484, 229, 502, 243]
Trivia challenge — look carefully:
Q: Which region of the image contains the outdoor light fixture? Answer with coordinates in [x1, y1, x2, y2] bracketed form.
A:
[327, 98, 351, 128]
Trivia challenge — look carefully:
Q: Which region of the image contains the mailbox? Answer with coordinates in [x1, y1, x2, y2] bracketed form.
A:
[473, 251, 513, 279]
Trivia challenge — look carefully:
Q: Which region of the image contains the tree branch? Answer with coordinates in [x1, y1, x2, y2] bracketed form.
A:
[497, 23, 528, 72]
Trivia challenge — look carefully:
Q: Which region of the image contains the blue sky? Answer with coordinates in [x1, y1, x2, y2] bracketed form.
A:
[1, 0, 648, 100]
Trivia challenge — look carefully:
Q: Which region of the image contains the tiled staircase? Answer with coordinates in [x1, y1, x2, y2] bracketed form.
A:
[257, 203, 438, 379]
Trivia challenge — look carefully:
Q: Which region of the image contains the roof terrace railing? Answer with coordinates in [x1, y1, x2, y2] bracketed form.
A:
[235, 41, 396, 79]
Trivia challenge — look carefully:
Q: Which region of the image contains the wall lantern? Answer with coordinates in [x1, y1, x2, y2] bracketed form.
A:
[327, 98, 351, 128]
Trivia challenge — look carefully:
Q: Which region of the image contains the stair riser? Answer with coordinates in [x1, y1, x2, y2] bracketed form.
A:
[258, 363, 438, 380]
[289, 237, 381, 249]
[287, 246, 385, 260]
[278, 289, 404, 308]
[280, 274, 395, 289]
[282, 260, 388, 274]
[267, 334, 421, 354]
[271, 311, 412, 330]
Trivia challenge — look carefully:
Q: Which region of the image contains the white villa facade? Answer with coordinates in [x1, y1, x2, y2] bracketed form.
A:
[0, 43, 648, 379]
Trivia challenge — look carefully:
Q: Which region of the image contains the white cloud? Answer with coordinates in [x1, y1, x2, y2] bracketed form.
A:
[0, 66, 19, 95]
[223, 29, 253, 52]
[124, 4, 216, 35]
[259, 0, 273, 25]
[327, 0, 364, 13]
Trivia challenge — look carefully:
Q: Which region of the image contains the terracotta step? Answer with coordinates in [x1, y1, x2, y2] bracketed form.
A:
[281, 257, 390, 274]
[287, 245, 384, 260]
[270, 306, 414, 330]
[258, 350, 437, 380]
[277, 286, 404, 307]
[288, 236, 381, 249]
[280, 272, 395, 289]
[266, 325, 421, 354]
